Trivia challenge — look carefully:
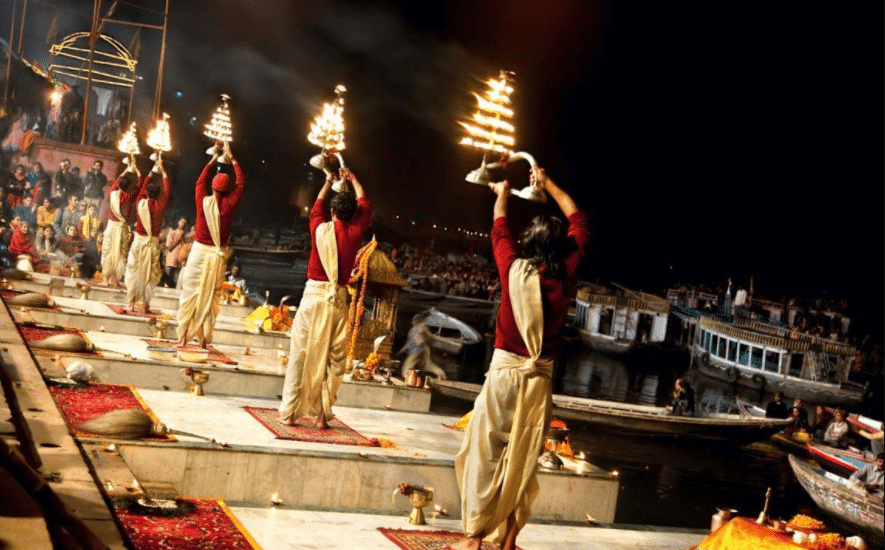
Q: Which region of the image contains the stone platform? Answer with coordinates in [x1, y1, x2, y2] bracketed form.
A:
[99, 390, 619, 524]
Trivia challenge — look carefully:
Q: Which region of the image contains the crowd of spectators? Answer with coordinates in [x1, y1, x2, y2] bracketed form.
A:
[390, 244, 500, 300]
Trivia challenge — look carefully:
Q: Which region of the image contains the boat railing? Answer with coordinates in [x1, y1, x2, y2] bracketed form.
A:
[701, 317, 855, 356]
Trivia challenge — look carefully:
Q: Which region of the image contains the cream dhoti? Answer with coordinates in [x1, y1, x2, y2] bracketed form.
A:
[176, 195, 229, 344]
[455, 259, 552, 545]
[100, 190, 129, 285]
[125, 199, 161, 306]
[278, 221, 348, 422]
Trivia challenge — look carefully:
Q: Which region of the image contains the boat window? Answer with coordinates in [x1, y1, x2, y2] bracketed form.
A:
[698, 329, 706, 347]
[727, 340, 737, 362]
[717, 337, 727, 358]
[599, 308, 613, 336]
[764, 350, 780, 373]
[738, 343, 750, 366]
[439, 327, 461, 339]
[789, 353, 804, 377]
[750, 347, 763, 369]
[710, 334, 719, 354]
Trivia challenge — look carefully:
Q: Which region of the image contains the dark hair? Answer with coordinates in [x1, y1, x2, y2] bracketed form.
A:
[119, 172, 138, 192]
[146, 182, 161, 199]
[520, 215, 576, 279]
[330, 191, 357, 223]
[93, 160, 103, 168]
[878, 452, 884, 460]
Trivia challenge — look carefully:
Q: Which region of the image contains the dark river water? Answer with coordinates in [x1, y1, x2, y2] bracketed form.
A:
[241, 256, 881, 544]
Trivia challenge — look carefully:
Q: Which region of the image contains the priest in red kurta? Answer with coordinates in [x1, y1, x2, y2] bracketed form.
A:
[125, 160, 172, 312]
[278, 167, 372, 429]
[176, 142, 246, 348]
[452, 169, 589, 550]
[100, 164, 141, 288]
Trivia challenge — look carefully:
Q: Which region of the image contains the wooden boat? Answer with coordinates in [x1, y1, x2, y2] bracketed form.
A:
[419, 309, 482, 355]
[690, 316, 863, 406]
[572, 283, 670, 355]
[433, 379, 791, 444]
[807, 442, 874, 478]
[735, 398, 810, 452]
[788, 455, 884, 545]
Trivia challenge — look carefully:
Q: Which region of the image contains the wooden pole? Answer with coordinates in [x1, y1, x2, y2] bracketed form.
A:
[17, 0, 28, 55]
[3, 0, 18, 112]
[126, 76, 134, 126]
[152, 0, 170, 118]
[81, 0, 100, 145]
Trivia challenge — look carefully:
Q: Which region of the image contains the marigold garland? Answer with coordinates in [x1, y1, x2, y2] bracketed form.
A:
[345, 240, 378, 369]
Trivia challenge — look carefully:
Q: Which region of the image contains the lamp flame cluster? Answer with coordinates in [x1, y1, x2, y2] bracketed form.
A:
[204, 94, 233, 143]
[460, 71, 516, 155]
[117, 122, 140, 156]
[147, 113, 172, 153]
[307, 85, 347, 152]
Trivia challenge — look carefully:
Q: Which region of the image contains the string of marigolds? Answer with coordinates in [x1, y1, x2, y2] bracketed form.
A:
[345, 240, 378, 370]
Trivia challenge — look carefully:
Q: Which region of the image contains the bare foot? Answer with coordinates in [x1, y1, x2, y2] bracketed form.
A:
[447, 536, 483, 550]
[500, 511, 519, 550]
[276, 415, 295, 426]
[199, 337, 208, 349]
[315, 412, 330, 430]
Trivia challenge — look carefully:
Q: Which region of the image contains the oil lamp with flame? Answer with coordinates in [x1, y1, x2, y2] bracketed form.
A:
[307, 84, 348, 193]
[204, 94, 233, 163]
[147, 113, 172, 173]
[117, 122, 140, 166]
[460, 71, 547, 203]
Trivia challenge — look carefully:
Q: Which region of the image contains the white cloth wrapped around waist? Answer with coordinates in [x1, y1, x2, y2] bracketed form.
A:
[488, 348, 553, 378]
[303, 278, 347, 309]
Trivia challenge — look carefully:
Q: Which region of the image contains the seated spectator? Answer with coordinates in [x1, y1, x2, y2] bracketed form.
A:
[7, 221, 38, 264]
[785, 406, 810, 435]
[856, 428, 885, 457]
[765, 391, 790, 419]
[36, 197, 58, 234]
[225, 264, 249, 294]
[849, 452, 884, 499]
[57, 224, 85, 260]
[77, 203, 101, 240]
[36, 225, 58, 257]
[13, 194, 37, 228]
[810, 405, 833, 440]
[666, 378, 696, 417]
[822, 409, 850, 448]
[792, 397, 809, 425]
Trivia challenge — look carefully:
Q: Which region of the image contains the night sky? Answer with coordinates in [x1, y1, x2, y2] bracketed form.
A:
[10, 1, 884, 337]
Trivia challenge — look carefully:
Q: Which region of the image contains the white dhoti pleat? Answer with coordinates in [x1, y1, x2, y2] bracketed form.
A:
[101, 219, 129, 285]
[124, 233, 161, 305]
[176, 195, 228, 344]
[278, 221, 348, 421]
[455, 259, 552, 544]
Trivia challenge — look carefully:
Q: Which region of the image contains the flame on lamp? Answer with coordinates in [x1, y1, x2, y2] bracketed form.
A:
[270, 492, 283, 505]
[307, 85, 347, 152]
[204, 93, 233, 143]
[117, 122, 141, 156]
[459, 71, 516, 155]
[147, 113, 172, 152]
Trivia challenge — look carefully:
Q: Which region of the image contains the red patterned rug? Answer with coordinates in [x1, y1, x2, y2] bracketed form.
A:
[378, 528, 521, 550]
[49, 383, 173, 441]
[16, 324, 99, 355]
[115, 498, 262, 550]
[107, 304, 172, 319]
[243, 406, 382, 447]
[142, 339, 238, 365]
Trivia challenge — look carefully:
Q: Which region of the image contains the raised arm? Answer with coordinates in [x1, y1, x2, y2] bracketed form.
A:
[226, 143, 247, 205]
[490, 180, 510, 221]
[196, 149, 219, 202]
[534, 168, 577, 218]
[316, 173, 334, 202]
[339, 167, 364, 200]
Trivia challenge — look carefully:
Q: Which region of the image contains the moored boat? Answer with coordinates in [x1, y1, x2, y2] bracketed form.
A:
[692, 316, 863, 406]
[432, 379, 791, 444]
[788, 455, 884, 545]
[807, 442, 875, 478]
[572, 284, 670, 355]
